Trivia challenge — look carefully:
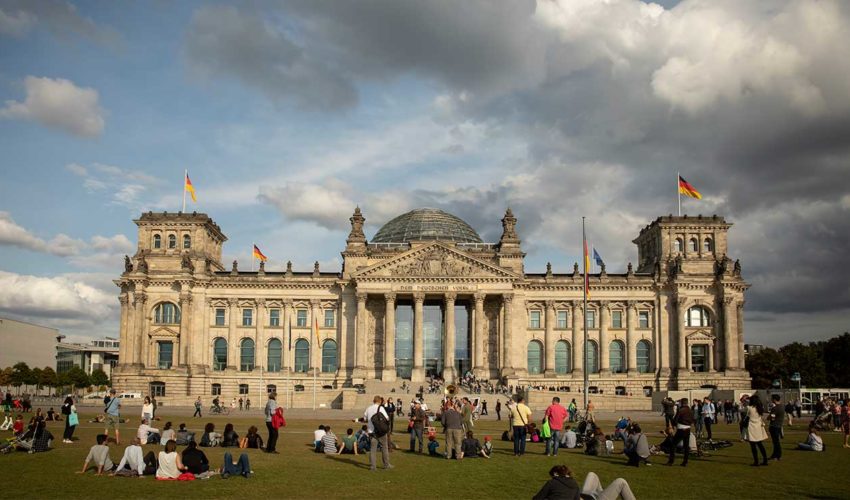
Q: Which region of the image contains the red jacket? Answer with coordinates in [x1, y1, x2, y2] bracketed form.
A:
[272, 407, 286, 429]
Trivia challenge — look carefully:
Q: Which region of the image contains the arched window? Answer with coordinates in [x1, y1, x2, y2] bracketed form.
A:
[213, 338, 227, 371]
[153, 234, 161, 249]
[183, 234, 191, 249]
[555, 340, 570, 374]
[240, 338, 255, 371]
[609, 340, 625, 373]
[527, 340, 543, 375]
[686, 306, 711, 327]
[688, 238, 698, 252]
[322, 339, 338, 373]
[703, 238, 713, 253]
[294, 339, 309, 373]
[168, 234, 176, 249]
[267, 339, 282, 372]
[636, 340, 652, 373]
[585, 340, 599, 374]
[154, 302, 180, 324]
[674, 238, 683, 253]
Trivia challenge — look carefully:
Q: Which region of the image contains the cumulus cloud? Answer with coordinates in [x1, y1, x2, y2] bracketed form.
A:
[0, 211, 84, 256]
[0, 76, 105, 137]
[0, 270, 115, 320]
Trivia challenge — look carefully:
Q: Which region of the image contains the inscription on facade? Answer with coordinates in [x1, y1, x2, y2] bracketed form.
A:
[393, 284, 477, 292]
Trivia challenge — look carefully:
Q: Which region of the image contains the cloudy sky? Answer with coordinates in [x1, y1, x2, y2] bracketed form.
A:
[1, 0, 848, 346]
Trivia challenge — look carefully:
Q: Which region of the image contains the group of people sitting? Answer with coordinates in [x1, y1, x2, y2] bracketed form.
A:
[78, 434, 253, 480]
[134, 420, 264, 450]
[0, 412, 53, 454]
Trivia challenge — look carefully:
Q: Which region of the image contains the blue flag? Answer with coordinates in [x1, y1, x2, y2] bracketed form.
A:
[592, 248, 604, 267]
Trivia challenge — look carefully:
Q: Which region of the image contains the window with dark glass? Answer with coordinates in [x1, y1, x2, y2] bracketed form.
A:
[612, 310, 623, 328]
[557, 311, 568, 329]
[153, 234, 161, 249]
[239, 384, 249, 395]
[211, 383, 221, 395]
[213, 338, 227, 371]
[296, 309, 307, 327]
[586, 340, 599, 373]
[527, 340, 543, 375]
[242, 309, 253, 327]
[154, 302, 180, 324]
[529, 310, 541, 329]
[215, 308, 225, 326]
[324, 309, 335, 328]
[691, 344, 707, 372]
[294, 339, 309, 373]
[267, 339, 282, 372]
[639, 311, 650, 328]
[183, 234, 191, 249]
[636, 340, 651, 373]
[158, 341, 173, 369]
[555, 340, 570, 374]
[168, 234, 176, 249]
[269, 309, 280, 327]
[609, 340, 625, 373]
[150, 382, 166, 397]
[240, 338, 255, 371]
[322, 340, 338, 373]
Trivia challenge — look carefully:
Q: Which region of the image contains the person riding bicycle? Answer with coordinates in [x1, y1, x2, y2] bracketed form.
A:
[212, 397, 221, 412]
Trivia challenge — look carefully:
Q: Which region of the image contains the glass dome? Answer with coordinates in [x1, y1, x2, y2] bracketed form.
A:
[371, 208, 482, 244]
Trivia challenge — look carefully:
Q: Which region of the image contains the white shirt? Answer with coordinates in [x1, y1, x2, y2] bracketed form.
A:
[364, 404, 388, 434]
[563, 430, 577, 448]
[160, 429, 175, 446]
[116, 445, 145, 475]
[314, 429, 326, 442]
[156, 451, 180, 479]
[141, 403, 153, 416]
[137, 423, 159, 442]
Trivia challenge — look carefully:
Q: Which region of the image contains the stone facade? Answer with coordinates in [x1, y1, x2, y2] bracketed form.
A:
[112, 209, 751, 404]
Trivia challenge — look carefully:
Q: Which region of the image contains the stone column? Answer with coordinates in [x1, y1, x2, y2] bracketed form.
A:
[354, 292, 368, 376]
[472, 293, 486, 377]
[626, 301, 638, 374]
[723, 296, 737, 371]
[736, 301, 746, 370]
[411, 293, 425, 382]
[133, 291, 147, 367]
[383, 293, 397, 381]
[256, 298, 266, 371]
[571, 301, 584, 375]
[707, 343, 715, 372]
[676, 296, 688, 374]
[282, 300, 292, 373]
[501, 294, 515, 377]
[310, 299, 322, 375]
[118, 293, 130, 367]
[544, 300, 556, 376]
[443, 293, 456, 382]
[178, 293, 192, 367]
[599, 301, 611, 374]
[227, 298, 238, 370]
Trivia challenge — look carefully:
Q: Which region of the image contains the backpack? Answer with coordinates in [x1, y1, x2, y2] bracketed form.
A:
[371, 408, 390, 437]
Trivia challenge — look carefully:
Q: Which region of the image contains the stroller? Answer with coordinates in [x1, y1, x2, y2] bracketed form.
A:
[811, 411, 833, 431]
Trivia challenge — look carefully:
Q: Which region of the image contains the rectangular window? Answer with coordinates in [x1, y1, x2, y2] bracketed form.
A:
[269, 309, 280, 327]
[691, 345, 707, 372]
[158, 342, 173, 369]
[529, 310, 541, 329]
[215, 308, 225, 326]
[211, 384, 221, 396]
[557, 311, 568, 329]
[238, 384, 249, 395]
[266, 385, 277, 395]
[150, 382, 166, 397]
[324, 309, 335, 328]
[639, 311, 650, 329]
[586, 310, 596, 329]
[296, 309, 307, 327]
[612, 310, 623, 329]
[242, 308, 253, 326]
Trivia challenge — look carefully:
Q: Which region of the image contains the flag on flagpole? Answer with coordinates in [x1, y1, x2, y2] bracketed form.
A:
[252, 244, 268, 262]
[583, 237, 591, 298]
[184, 173, 196, 202]
[592, 248, 604, 268]
[678, 175, 702, 199]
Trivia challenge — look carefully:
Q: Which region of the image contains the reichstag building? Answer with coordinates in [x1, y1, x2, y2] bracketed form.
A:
[112, 207, 751, 404]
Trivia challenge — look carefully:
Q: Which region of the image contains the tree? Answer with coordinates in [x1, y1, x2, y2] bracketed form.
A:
[39, 367, 58, 394]
[31, 368, 43, 393]
[745, 348, 785, 389]
[0, 367, 12, 387]
[822, 333, 850, 387]
[90, 368, 109, 388]
[57, 371, 71, 395]
[11, 362, 30, 394]
[779, 342, 827, 387]
[66, 366, 90, 391]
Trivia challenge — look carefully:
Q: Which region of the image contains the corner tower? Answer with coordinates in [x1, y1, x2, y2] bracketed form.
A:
[132, 211, 227, 273]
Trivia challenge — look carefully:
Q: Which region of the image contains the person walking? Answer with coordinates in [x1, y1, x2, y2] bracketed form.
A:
[385, 397, 396, 434]
[264, 392, 279, 454]
[768, 394, 785, 461]
[441, 400, 464, 460]
[661, 396, 676, 429]
[745, 394, 770, 466]
[61, 396, 78, 443]
[409, 400, 427, 453]
[585, 400, 595, 423]
[510, 396, 533, 456]
[246, 398, 251, 411]
[238, 397, 244, 411]
[495, 400, 502, 421]
[568, 398, 577, 422]
[666, 398, 693, 467]
[544, 397, 567, 457]
[193, 397, 202, 418]
[702, 397, 715, 440]
[104, 388, 121, 445]
[364, 395, 392, 470]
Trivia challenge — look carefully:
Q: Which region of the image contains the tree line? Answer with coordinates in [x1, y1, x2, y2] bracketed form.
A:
[0, 362, 110, 395]
[746, 332, 850, 389]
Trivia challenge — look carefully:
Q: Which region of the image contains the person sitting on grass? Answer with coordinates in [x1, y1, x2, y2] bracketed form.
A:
[222, 423, 240, 447]
[200, 422, 221, 447]
[532, 464, 581, 500]
[78, 434, 114, 475]
[243, 425, 264, 450]
[12, 415, 24, 437]
[314, 425, 326, 453]
[30, 420, 53, 453]
[624, 424, 651, 467]
[797, 425, 824, 451]
[427, 435, 440, 456]
[482, 436, 493, 457]
[221, 451, 252, 479]
[156, 439, 188, 479]
[181, 440, 209, 475]
[339, 428, 358, 455]
[585, 429, 605, 456]
[137, 419, 160, 445]
[321, 425, 340, 454]
[175, 423, 193, 445]
[112, 437, 157, 477]
[160, 421, 175, 446]
[460, 431, 490, 459]
[355, 425, 370, 452]
[580, 471, 636, 500]
[560, 425, 577, 449]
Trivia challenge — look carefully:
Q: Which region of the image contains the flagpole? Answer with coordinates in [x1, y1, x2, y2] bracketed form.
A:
[677, 171, 681, 217]
[182, 169, 187, 213]
[251, 242, 255, 272]
[582, 217, 589, 411]
[313, 318, 318, 411]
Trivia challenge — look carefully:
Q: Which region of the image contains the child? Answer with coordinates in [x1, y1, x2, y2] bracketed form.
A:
[427, 435, 440, 456]
[12, 415, 24, 437]
[482, 435, 493, 456]
[605, 435, 614, 456]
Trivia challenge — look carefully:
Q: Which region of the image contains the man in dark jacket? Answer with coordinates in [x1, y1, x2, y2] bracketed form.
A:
[661, 397, 676, 428]
[667, 398, 694, 466]
[441, 401, 464, 460]
[409, 401, 427, 453]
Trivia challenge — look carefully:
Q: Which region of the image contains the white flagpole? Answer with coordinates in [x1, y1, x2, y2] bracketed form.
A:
[677, 171, 681, 217]
[582, 217, 589, 411]
[182, 169, 187, 213]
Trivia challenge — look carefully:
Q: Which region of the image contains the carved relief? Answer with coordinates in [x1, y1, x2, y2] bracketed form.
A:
[394, 247, 474, 277]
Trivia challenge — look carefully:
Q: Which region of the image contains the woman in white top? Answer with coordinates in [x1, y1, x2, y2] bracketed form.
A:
[160, 421, 176, 446]
[797, 426, 824, 451]
[156, 440, 187, 479]
[142, 396, 154, 421]
[744, 394, 769, 466]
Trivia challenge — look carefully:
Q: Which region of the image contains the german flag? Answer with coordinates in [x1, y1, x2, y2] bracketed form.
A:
[678, 175, 702, 199]
[184, 173, 196, 202]
[252, 244, 267, 262]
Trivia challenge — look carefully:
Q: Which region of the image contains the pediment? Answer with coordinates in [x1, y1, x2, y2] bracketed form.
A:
[686, 329, 715, 341]
[354, 243, 518, 279]
[149, 326, 180, 338]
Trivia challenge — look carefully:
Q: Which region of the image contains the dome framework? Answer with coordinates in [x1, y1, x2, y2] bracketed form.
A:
[371, 208, 483, 244]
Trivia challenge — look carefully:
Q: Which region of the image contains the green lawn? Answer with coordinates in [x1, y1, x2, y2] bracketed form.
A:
[2, 410, 847, 499]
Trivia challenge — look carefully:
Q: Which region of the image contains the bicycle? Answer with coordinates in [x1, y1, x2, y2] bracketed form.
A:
[209, 405, 230, 416]
[697, 439, 733, 456]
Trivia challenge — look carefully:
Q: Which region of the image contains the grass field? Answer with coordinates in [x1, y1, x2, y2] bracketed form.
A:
[1, 409, 847, 499]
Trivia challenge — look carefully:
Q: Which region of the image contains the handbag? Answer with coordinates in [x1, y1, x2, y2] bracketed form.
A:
[541, 419, 552, 439]
[68, 412, 79, 426]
